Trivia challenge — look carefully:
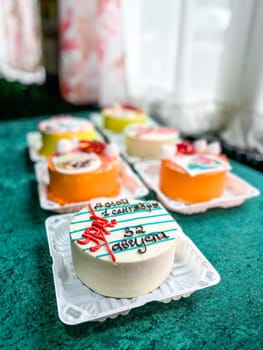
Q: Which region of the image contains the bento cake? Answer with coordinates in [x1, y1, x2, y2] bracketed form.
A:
[159, 140, 230, 204]
[125, 124, 179, 158]
[47, 139, 120, 205]
[39, 115, 95, 156]
[102, 104, 146, 132]
[69, 199, 180, 298]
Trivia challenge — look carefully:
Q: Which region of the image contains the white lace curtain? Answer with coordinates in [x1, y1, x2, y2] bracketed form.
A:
[122, 0, 263, 154]
[0, 0, 263, 154]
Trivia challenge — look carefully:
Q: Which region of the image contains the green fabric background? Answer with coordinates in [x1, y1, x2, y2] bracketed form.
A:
[0, 112, 262, 350]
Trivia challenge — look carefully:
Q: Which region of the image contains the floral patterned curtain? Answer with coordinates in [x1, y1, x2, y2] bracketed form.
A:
[0, 0, 45, 84]
[58, 0, 127, 106]
[0, 0, 126, 105]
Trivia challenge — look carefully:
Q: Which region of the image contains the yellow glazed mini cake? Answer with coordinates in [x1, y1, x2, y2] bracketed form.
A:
[47, 139, 120, 205]
[38, 115, 95, 156]
[69, 198, 180, 298]
[102, 104, 146, 132]
[159, 140, 230, 204]
[125, 124, 179, 158]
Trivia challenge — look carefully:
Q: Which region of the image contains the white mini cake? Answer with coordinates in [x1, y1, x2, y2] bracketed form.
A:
[69, 198, 180, 298]
[125, 124, 179, 158]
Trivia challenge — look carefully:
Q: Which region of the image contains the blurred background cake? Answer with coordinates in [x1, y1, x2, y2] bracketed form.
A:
[102, 104, 146, 133]
[47, 138, 120, 204]
[38, 115, 95, 156]
[125, 124, 179, 158]
[159, 140, 231, 204]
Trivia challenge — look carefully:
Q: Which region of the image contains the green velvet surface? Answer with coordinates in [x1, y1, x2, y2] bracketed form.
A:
[0, 112, 262, 350]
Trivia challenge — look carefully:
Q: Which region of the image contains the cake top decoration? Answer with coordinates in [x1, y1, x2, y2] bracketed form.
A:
[39, 115, 93, 133]
[125, 124, 178, 140]
[53, 139, 119, 174]
[103, 103, 143, 118]
[52, 152, 102, 174]
[55, 138, 119, 157]
[160, 140, 231, 176]
[77, 203, 118, 264]
[70, 199, 178, 265]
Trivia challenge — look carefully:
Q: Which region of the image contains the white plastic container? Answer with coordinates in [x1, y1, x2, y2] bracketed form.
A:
[134, 160, 260, 214]
[35, 159, 149, 213]
[45, 213, 220, 325]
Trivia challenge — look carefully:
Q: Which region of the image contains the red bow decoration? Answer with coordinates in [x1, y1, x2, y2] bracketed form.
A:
[79, 140, 106, 154]
[176, 141, 195, 155]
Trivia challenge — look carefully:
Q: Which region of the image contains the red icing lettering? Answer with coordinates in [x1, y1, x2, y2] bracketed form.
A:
[77, 204, 117, 263]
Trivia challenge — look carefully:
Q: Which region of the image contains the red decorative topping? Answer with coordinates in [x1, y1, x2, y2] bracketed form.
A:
[79, 140, 106, 154]
[136, 126, 177, 137]
[77, 204, 118, 264]
[121, 104, 140, 111]
[176, 141, 195, 155]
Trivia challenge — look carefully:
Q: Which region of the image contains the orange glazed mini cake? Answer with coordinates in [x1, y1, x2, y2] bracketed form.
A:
[125, 124, 179, 158]
[38, 115, 95, 156]
[159, 140, 231, 204]
[47, 139, 120, 204]
[102, 104, 146, 132]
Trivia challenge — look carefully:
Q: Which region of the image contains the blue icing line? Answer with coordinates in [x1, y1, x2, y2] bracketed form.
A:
[77, 227, 177, 246]
[71, 207, 162, 224]
[71, 212, 171, 226]
[74, 203, 161, 217]
[70, 217, 174, 236]
[95, 237, 176, 258]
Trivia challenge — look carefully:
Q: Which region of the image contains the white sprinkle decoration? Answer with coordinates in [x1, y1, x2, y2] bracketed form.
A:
[159, 144, 175, 160]
[207, 141, 221, 155]
[104, 143, 119, 157]
[193, 139, 207, 153]
[71, 137, 79, 148]
[56, 139, 75, 155]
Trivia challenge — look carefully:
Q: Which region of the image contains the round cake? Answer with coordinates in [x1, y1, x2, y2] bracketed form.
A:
[38, 115, 95, 156]
[47, 139, 120, 204]
[159, 140, 230, 204]
[69, 198, 180, 298]
[125, 124, 179, 158]
[102, 104, 146, 132]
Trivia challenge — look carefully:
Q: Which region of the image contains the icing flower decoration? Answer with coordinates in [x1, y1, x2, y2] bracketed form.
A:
[159, 144, 175, 160]
[104, 143, 119, 157]
[176, 141, 195, 155]
[193, 139, 221, 155]
[55, 139, 119, 159]
[193, 139, 207, 153]
[207, 141, 221, 155]
[56, 138, 78, 154]
[119, 103, 140, 112]
[79, 140, 106, 154]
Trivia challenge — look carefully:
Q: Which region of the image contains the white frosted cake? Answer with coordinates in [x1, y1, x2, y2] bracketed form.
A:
[125, 124, 179, 158]
[69, 198, 180, 298]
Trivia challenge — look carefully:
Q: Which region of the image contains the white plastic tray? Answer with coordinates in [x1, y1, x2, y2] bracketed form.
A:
[134, 160, 260, 214]
[45, 213, 220, 325]
[35, 159, 149, 213]
[26, 131, 45, 162]
[26, 130, 104, 162]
